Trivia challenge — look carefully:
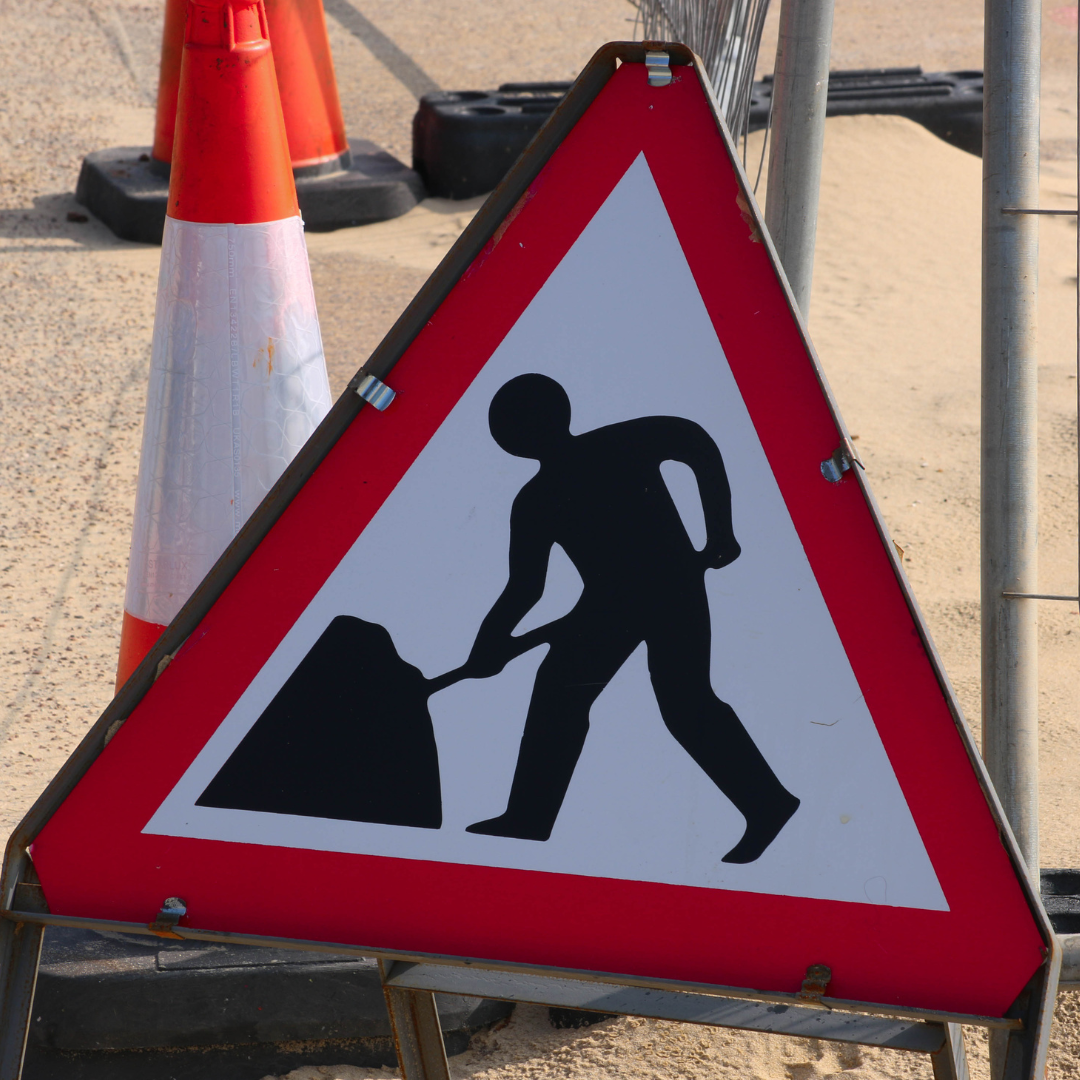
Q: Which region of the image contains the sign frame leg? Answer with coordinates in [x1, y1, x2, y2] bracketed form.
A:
[988, 957, 1059, 1080]
[380, 959, 453, 1080]
[0, 917, 42, 1080]
[381, 956, 1059, 1080]
[930, 1023, 969, 1080]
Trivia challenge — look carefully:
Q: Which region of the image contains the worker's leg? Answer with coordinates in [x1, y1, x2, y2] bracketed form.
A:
[647, 590, 799, 863]
[467, 627, 638, 841]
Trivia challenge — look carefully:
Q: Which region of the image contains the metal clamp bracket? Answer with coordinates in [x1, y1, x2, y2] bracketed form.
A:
[148, 896, 187, 939]
[821, 444, 854, 483]
[645, 50, 672, 87]
[798, 963, 833, 1005]
[356, 373, 397, 411]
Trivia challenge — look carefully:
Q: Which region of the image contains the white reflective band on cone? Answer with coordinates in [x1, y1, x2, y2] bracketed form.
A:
[124, 215, 332, 628]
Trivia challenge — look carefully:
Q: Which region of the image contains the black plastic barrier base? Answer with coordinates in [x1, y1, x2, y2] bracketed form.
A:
[1041, 868, 1080, 934]
[413, 83, 567, 200]
[22, 927, 511, 1080]
[412, 68, 984, 200]
[747, 68, 984, 156]
[76, 138, 425, 245]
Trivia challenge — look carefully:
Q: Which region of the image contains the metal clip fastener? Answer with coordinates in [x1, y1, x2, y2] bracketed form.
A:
[149, 896, 187, 939]
[645, 51, 672, 87]
[797, 963, 832, 1004]
[1001, 206, 1077, 216]
[356, 374, 397, 411]
[820, 445, 852, 483]
[1002, 591, 1080, 602]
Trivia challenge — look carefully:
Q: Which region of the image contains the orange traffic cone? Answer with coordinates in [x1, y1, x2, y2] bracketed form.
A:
[150, 0, 350, 176]
[116, 0, 332, 689]
[262, 0, 351, 173]
[78, 0, 420, 242]
[148, 0, 187, 174]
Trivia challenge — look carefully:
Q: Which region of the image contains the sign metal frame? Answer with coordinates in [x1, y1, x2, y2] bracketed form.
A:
[0, 41, 1060, 1080]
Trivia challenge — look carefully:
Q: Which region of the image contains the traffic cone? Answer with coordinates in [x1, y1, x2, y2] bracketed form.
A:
[148, 0, 187, 175]
[116, 0, 333, 690]
[76, 0, 421, 242]
[264, 0, 350, 172]
[150, 0, 350, 176]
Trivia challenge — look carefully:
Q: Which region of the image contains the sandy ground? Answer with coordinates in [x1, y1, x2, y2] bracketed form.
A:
[1, 0, 1078, 1077]
[264, 1001, 1080, 1080]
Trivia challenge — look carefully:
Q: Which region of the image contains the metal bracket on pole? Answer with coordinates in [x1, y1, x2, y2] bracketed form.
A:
[1001, 207, 1077, 216]
[1002, 591, 1080, 602]
[1001, 199, 1080, 620]
[379, 959, 452, 1080]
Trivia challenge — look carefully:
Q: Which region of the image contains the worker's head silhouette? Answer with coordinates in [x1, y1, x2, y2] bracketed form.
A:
[488, 374, 572, 460]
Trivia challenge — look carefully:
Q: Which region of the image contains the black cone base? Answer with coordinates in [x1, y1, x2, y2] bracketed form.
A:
[298, 139, 426, 231]
[74, 147, 169, 244]
[75, 138, 426, 245]
[197, 615, 442, 829]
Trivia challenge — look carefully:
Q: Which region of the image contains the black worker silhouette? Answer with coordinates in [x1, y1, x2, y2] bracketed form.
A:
[195, 373, 799, 862]
[460, 373, 799, 864]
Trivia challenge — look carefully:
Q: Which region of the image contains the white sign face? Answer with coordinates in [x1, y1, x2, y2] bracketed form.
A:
[147, 154, 947, 912]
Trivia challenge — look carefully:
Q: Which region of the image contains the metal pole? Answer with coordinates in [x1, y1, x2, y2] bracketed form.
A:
[0, 918, 44, 1080]
[981, 0, 1041, 894]
[763, 0, 835, 316]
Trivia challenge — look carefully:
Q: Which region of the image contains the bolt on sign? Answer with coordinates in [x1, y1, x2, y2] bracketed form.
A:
[0, 41, 1058, 1080]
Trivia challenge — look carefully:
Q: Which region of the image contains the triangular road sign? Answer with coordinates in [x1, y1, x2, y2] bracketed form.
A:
[13, 43, 1051, 1023]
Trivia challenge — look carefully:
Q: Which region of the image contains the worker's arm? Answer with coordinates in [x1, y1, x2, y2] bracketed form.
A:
[661, 417, 741, 569]
[464, 488, 553, 678]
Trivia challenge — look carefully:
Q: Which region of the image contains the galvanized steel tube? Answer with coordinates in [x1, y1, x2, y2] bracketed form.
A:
[763, 0, 835, 316]
[981, 0, 1041, 887]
